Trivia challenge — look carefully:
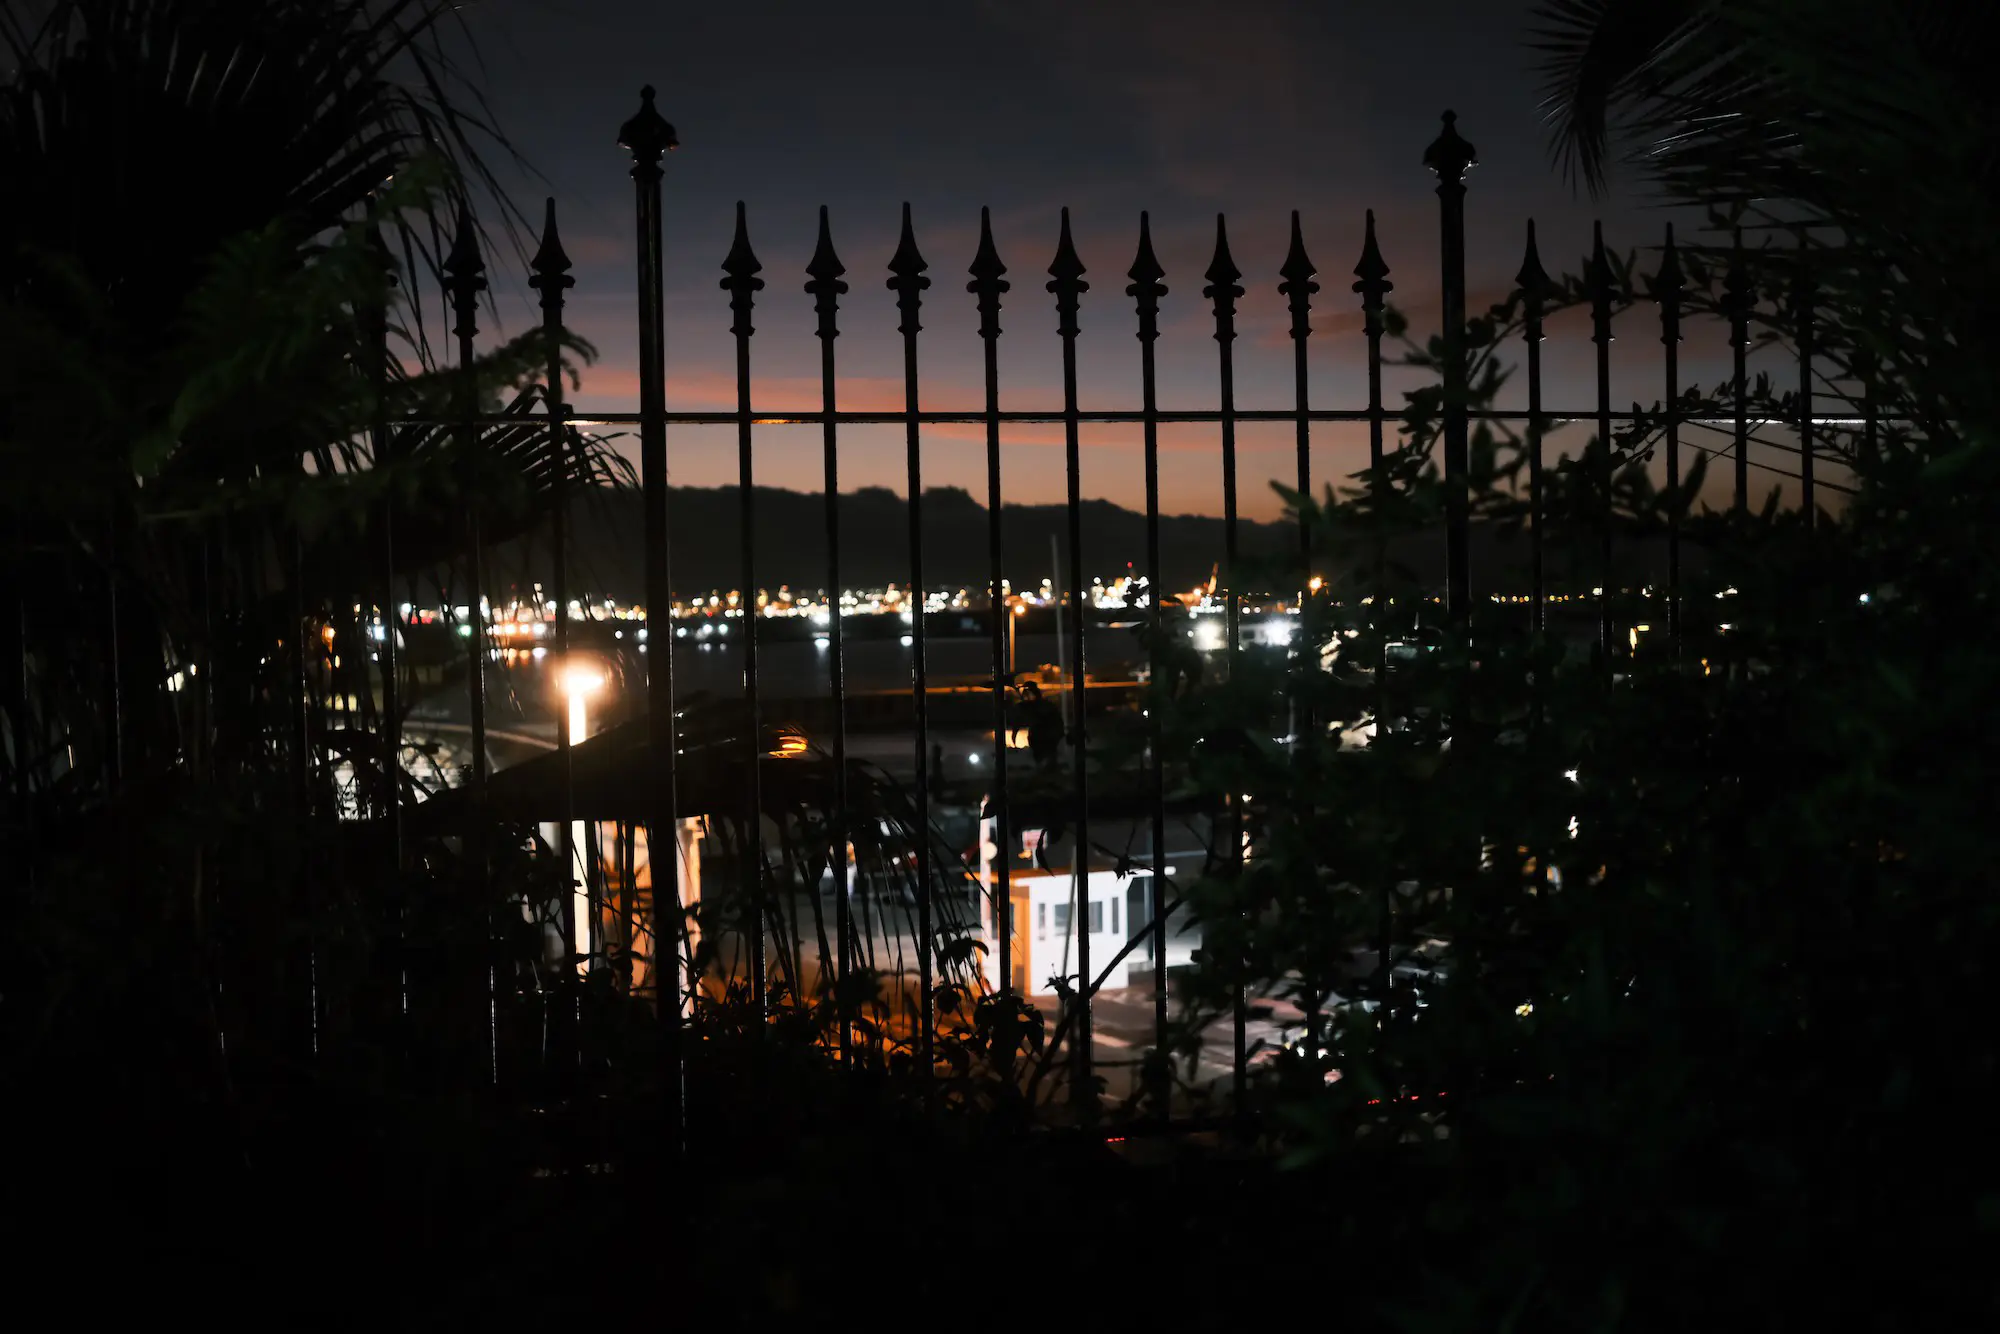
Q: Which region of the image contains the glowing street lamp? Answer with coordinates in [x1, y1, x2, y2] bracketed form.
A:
[560, 663, 605, 974]
[1010, 600, 1026, 673]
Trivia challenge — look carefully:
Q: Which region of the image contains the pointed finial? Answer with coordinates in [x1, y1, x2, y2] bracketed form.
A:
[442, 200, 486, 340]
[1203, 213, 1242, 292]
[1125, 212, 1167, 345]
[1203, 214, 1243, 345]
[1422, 109, 1477, 185]
[804, 205, 847, 340]
[967, 206, 1009, 340]
[1654, 221, 1683, 344]
[887, 203, 929, 285]
[1277, 211, 1318, 340]
[1723, 226, 1753, 346]
[529, 198, 574, 306]
[1127, 213, 1166, 289]
[1588, 220, 1615, 344]
[886, 203, 930, 337]
[720, 200, 762, 283]
[367, 225, 398, 291]
[719, 201, 763, 339]
[1515, 218, 1551, 296]
[1047, 207, 1087, 285]
[1352, 208, 1390, 289]
[617, 85, 679, 177]
[1047, 207, 1088, 339]
[1280, 210, 1318, 292]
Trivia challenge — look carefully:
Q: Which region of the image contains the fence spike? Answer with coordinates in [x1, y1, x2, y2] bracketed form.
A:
[720, 201, 763, 338]
[1655, 221, 1683, 344]
[1126, 212, 1167, 343]
[887, 202, 930, 337]
[1588, 219, 1614, 346]
[1352, 208, 1389, 289]
[442, 200, 486, 340]
[1203, 214, 1243, 344]
[805, 205, 848, 340]
[529, 198, 575, 302]
[1351, 209, 1391, 338]
[1047, 207, 1088, 337]
[968, 206, 1009, 338]
[1515, 217, 1551, 298]
[1280, 211, 1319, 340]
[1723, 226, 1754, 338]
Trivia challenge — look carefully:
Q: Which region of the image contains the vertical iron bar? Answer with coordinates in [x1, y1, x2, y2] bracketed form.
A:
[968, 210, 1012, 1002]
[1516, 223, 1549, 635]
[1794, 230, 1814, 528]
[806, 207, 852, 1060]
[1048, 209, 1092, 1102]
[887, 204, 935, 1075]
[531, 200, 579, 1087]
[618, 87, 683, 1138]
[442, 203, 493, 1087]
[1132, 213, 1182, 1114]
[1424, 112, 1477, 632]
[1657, 224, 1683, 649]
[106, 504, 123, 789]
[1726, 230, 1750, 514]
[1588, 222, 1616, 660]
[1200, 215, 1250, 1105]
[1352, 210, 1395, 994]
[368, 233, 402, 857]
[1275, 211, 1319, 1101]
[721, 203, 767, 1024]
[442, 207, 489, 798]
[366, 229, 405, 1057]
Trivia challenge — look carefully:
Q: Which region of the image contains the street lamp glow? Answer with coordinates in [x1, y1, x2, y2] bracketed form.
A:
[560, 663, 605, 978]
[562, 665, 605, 745]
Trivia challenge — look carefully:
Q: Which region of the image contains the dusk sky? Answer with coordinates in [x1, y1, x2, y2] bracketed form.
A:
[449, 0, 1775, 521]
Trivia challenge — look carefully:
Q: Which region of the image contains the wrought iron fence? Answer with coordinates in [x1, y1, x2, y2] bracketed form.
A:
[348, 89, 1869, 1131]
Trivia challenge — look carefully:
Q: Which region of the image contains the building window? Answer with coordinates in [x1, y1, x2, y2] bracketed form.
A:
[1037, 903, 1047, 939]
[1088, 901, 1103, 934]
[1054, 904, 1070, 933]
[1111, 896, 1119, 935]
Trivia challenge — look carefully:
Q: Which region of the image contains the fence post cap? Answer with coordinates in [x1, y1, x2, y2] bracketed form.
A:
[1423, 109, 1477, 182]
[617, 85, 679, 162]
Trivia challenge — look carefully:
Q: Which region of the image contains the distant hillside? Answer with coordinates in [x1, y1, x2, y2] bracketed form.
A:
[482, 484, 1698, 601]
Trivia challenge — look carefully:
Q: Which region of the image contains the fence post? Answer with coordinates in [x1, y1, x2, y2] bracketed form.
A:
[720, 203, 768, 1026]
[1588, 222, 1616, 660]
[1047, 209, 1093, 1104]
[1515, 222, 1550, 636]
[886, 204, 935, 1079]
[1655, 224, 1684, 650]
[1423, 111, 1476, 631]
[617, 85, 684, 1145]
[967, 211, 1013, 1007]
[805, 207, 853, 1063]
[529, 199, 582, 1082]
[441, 202, 494, 1087]
[1724, 230, 1752, 513]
